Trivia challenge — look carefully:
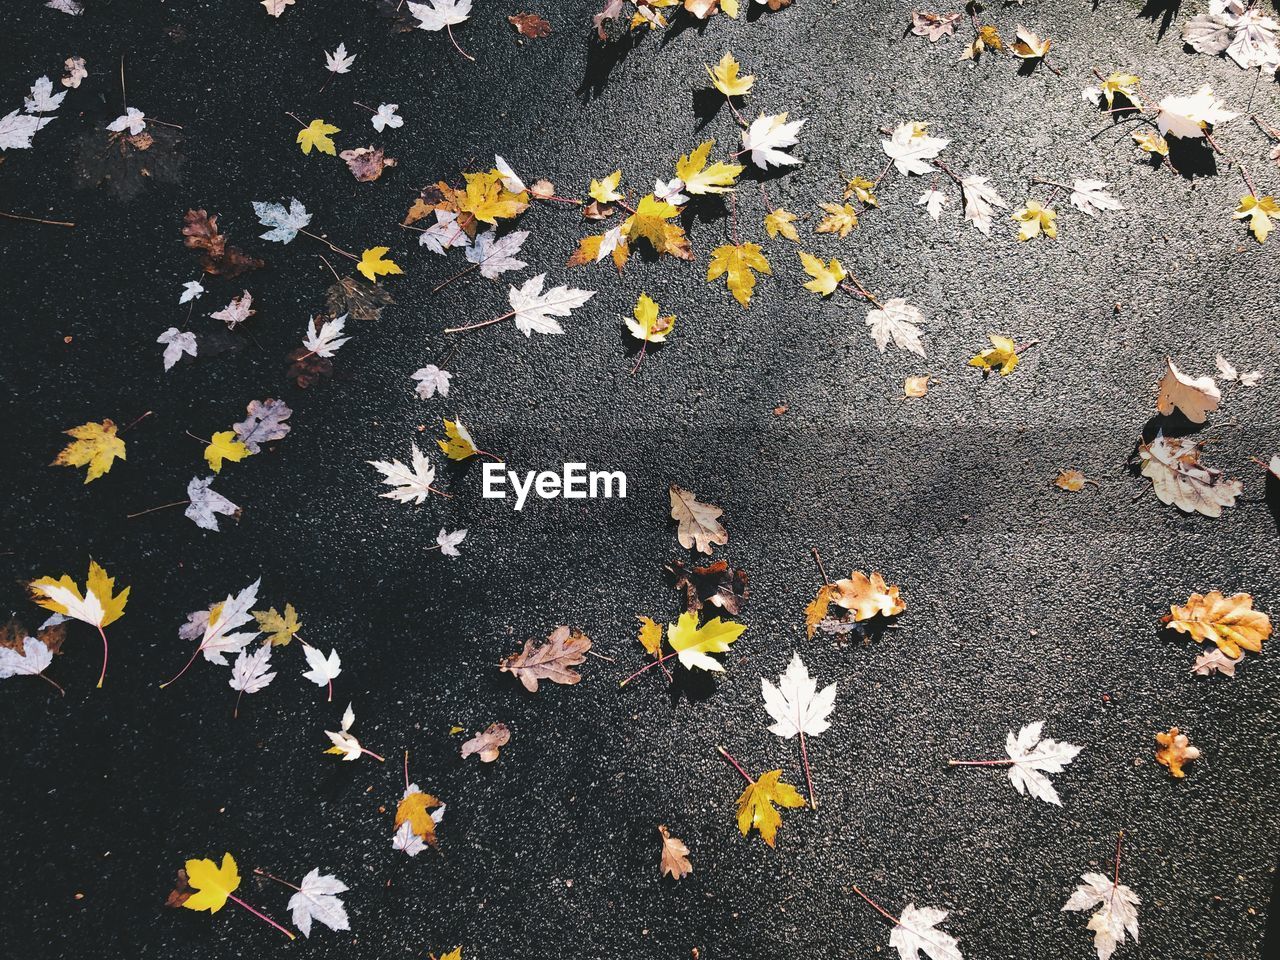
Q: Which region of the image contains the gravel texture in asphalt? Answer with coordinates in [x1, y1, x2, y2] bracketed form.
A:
[2, 1, 1279, 959]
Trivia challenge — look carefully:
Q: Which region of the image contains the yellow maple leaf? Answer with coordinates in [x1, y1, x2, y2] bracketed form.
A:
[666, 610, 745, 672]
[815, 202, 858, 238]
[968, 334, 1021, 376]
[253, 604, 301, 645]
[625, 293, 676, 343]
[438, 419, 479, 461]
[458, 170, 530, 226]
[961, 23, 1002, 60]
[735, 768, 805, 846]
[707, 242, 770, 308]
[1013, 200, 1057, 241]
[205, 431, 250, 473]
[52, 419, 126, 483]
[436, 949, 463, 960]
[764, 207, 799, 241]
[395, 788, 443, 846]
[798, 251, 846, 297]
[675, 140, 743, 195]
[182, 853, 241, 913]
[1163, 591, 1271, 659]
[296, 119, 339, 155]
[567, 232, 629, 272]
[1233, 195, 1279, 244]
[589, 170, 625, 204]
[1011, 25, 1051, 59]
[357, 246, 402, 282]
[805, 583, 835, 639]
[637, 615, 663, 655]
[705, 51, 753, 97]
[623, 194, 692, 260]
[30, 560, 129, 687]
[1132, 129, 1168, 157]
[830, 571, 905, 621]
[843, 176, 878, 207]
[1098, 72, 1142, 109]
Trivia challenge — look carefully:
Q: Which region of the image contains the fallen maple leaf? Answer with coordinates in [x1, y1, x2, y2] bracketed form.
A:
[357, 246, 402, 282]
[29, 560, 128, 688]
[1013, 199, 1058, 241]
[253, 604, 301, 646]
[1063, 869, 1139, 960]
[326, 275, 395, 322]
[910, 11, 961, 41]
[1154, 726, 1200, 778]
[764, 207, 800, 241]
[1163, 591, 1271, 659]
[815, 202, 858, 237]
[296, 118, 340, 155]
[205, 431, 251, 473]
[866, 298, 927, 356]
[881, 121, 948, 175]
[623, 194, 691, 260]
[1233, 194, 1278, 243]
[1011, 24, 1051, 59]
[658, 825, 692, 879]
[669, 484, 728, 554]
[706, 51, 753, 97]
[52, 419, 125, 482]
[501, 626, 591, 692]
[968, 335, 1021, 376]
[181, 853, 241, 913]
[707, 242, 770, 307]
[805, 583, 835, 638]
[182, 210, 264, 278]
[675, 139, 743, 195]
[667, 610, 745, 672]
[741, 112, 805, 169]
[798, 251, 846, 296]
[733, 766, 805, 847]
[396, 782, 445, 849]
[1054, 469, 1089, 491]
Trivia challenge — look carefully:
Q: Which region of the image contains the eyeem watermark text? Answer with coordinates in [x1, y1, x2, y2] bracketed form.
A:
[482, 462, 627, 511]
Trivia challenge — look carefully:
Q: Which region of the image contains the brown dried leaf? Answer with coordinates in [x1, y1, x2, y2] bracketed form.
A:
[461, 722, 511, 762]
[181, 209, 264, 278]
[904, 375, 930, 398]
[830, 571, 906, 621]
[668, 559, 749, 615]
[669, 485, 728, 554]
[1, 618, 67, 655]
[911, 11, 961, 41]
[1163, 591, 1271, 659]
[509, 12, 551, 37]
[658, 825, 692, 879]
[76, 126, 182, 201]
[325, 275, 395, 322]
[340, 146, 396, 182]
[500, 626, 591, 692]
[1156, 359, 1220, 424]
[285, 346, 334, 388]
[1154, 726, 1200, 778]
[1054, 468, 1087, 491]
[164, 869, 193, 908]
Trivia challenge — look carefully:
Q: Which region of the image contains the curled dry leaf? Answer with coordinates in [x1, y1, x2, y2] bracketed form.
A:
[805, 583, 835, 638]
[1190, 648, 1241, 677]
[1156, 359, 1220, 424]
[340, 145, 396, 182]
[658, 825, 692, 879]
[461, 722, 510, 762]
[500, 626, 591, 692]
[667, 559, 748, 615]
[830, 571, 906, 621]
[1054, 469, 1087, 491]
[1135, 433, 1241, 518]
[508, 12, 551, 37]
[669, 484, 728, 554]
[1154, 726, 1200, 778]
[904, 375, 930, 398]
[1162, 591, 1270, 659]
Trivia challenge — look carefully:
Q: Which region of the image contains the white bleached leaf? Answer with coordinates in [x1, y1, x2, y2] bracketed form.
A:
[372, 102, 403, 132]
[229, 644, 276, 694]
[47, 0, 84, 13]
[253, 198, 312, 243]
[408, 0, 471, 30]
[1063, 872, 1140, 960]
[0, 637, 54, 680]
[419, 210, 472, 254]
[185, 476, 239, 531]
[210, 290, 255, 329]
[1190, 648, 1242, 676]
[62, 57, 87, 89]
[466, 229, 530, 279]
[234, 398, 292, 453]
[393, 820, 426, 856]
[761, 653, 836, 739]
[107, 107, 147, 135]
[412, 364, 452, 399]
[326, 702, 363, 760]
[594, 225, 624, 263]
[888, 903, 963, 960]
[1156, 85, 1237, 139]
[917, 188, 949, 220]
[881, 121, 949, 176]
[367, 443, 438, 504]
[1137, 430, 1242, 517]
[960, 175, 1008, 235]
[1003, 721, 1084, 806]
[158, 327, 197, 371]
[506, 273, 595, 337]
[302, 314, 350, 357]
[654, 177, 689, 206]
[741, 113, 805, 169]
[0, 109, 54, 150]
[494, 154, 525, 192]
[31, 581, 104, 628]
[1070, 180, 1124, 217]
[436, 527, 467, 557]
[1215, 353, 1263, 386]
[288, 869, 350, 938]
[1226, 10, 1279, 69]
[301, 644, 342, 687]
[189, 579, 262, 665]
[1183, 13, 1233, 56]
[179, 280, 205, 304]
[866, 298, 926, 357]
[324, 42, 356, 74]
[24, 76, 66, 114]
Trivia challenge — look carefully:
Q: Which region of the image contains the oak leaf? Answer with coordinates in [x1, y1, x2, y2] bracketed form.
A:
[500, 626, 591, 692]
[461, 722, 510, 762]
[182, 210, 264, 278]
[658, 825, 692, 879]
[1154, 726, 1200, 778]
[830, 571, 904, 621]
[1156, 359, 1219, 423]
[1163, 591, 1270, 659]
[1136, 432, 1241, 517]
[668, 559, 748, 614]
[669, 484, 728, 553]
[508, 12, 551, 37]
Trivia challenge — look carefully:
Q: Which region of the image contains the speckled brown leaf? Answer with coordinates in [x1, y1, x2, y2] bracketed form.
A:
[508, 13, 551, 37]
[461, 722, 511, 762]
[500, 626, 591, 692]
[325, 275, 395, 322]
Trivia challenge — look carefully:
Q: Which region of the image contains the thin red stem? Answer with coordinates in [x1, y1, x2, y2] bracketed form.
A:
[799, 731, 817, 810]
[619, 648, 678, 687]
[37, 672, 66, 696]
[127, 499, 189, 519]
[445, 309, 516, 334]
[362, 747, 386, 763]
[947, 758, 1016, 766]
[432, 261, 478, 293]
[253, 868, 302, 893]
[849, 884, 901, 927]
[0, 210, 75, 228]
[716, 745, 755, 785]
[404, 750, 411, 790]
[159, 641, 205, 689]
[227, 893, 296, 940]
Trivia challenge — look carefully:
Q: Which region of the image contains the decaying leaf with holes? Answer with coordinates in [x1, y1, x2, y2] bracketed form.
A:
[1135, 433, 1241, 518]
[500, 626, 591, 692]
[1154, 726, 1200, 778]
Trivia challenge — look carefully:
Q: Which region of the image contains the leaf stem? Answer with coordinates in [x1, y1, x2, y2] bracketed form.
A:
[947, 757, 1015, 766]
[37, 671, 66, 696]
[716, 745, 754, 785]
[810, 547, 830, 586]
[127, 499, 189, 519]
[404, 749, 411, 790]
[444, 308, 516, 334]
[0, 210, 75, 228]
[362, 747, 386, 763]
[799, 730, 817, 810]
[432, 261, 478, 293]
[849, 884, 901, 927]
[447, 24, 476, 62]
[619, 648, 678, 687]
[299, 228, 358, 261]
[95, 625, 109, 689]
[253, 868, 302, 893]
[226, 893, 296, 940]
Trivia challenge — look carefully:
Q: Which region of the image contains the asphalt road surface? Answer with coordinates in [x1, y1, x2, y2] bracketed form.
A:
[2, 1, 1279, 959]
